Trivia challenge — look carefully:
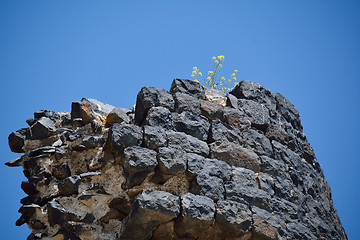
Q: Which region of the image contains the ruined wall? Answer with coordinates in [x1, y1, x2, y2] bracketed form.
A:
[7, 79, 347, 239]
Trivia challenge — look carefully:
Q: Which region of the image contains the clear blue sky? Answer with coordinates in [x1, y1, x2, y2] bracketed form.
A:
[1, 1, 359, 239]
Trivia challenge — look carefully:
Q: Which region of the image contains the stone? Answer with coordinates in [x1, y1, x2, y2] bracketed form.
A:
[251, 206, 285, 240]
[274, 92, 302, 131]
[34, 109, 64, 122]
[196, 174, 224, 200]
[237, 99, 270, 130]
[105, 107, 130, 126]
[21, 181, 37, 195]
[175, 193, 215, 239]
[259, 155, 289, 178]
[121, 189, 180, 240]
[265, 124, 288, 145]
[287, 221, 318, 239]
[225, 181, 272, 212]
[180, 193, 215, 220]
[143, 125, 167, 150]
[81, 135, 105, 149]
[242, 128, 273, 157]
[230, 80, 277, 111]
[272, 140, 303, 170]
[17, 204, 41, 226]
[170, 78, 205, 99]
[58, 175, 81, 196]
[135, 87, 175, 125]
[122, 146, 157, 188]
[157, 147, 186, 175]
[273, 175, 293, 201]
[29, 117, 57, 140]
[226, 93, 239, 109]
[209, 141, 260, 172]
[172, 92, 201, 115]
[204, 88, 227, 106]
[5, 155, 24, 167]
[144, 106, 174, 130]
[209, 120, 242, 144]
[71, 98, 115, 125]
[215, 200, 252, 236]
[167, 130, 209, 156]
[107, 123, 142, 152]
[223, 107, 251, 130]
[187, 153, 231, 181]
[47, 198, 82, 226]
[256, 172, 275, 196]
[8, 128, 27, 153]
[200, 100, 224, 121]
[172, 111, 210, 141]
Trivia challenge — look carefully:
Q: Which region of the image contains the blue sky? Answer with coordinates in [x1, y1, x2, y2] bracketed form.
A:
[1, 1, 359, 239]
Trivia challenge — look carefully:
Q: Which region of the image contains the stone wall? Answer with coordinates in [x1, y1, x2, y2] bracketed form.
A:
[7, 79, 347, 239]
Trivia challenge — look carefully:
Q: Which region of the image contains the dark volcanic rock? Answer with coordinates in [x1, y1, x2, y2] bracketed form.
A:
[105, 107, 130, 126]
[135, 87, 174, 125]
[122, 146, 157, 188]
[8, 128, 27, 153]
[144, 106, 174, 130]
[170, 78, 205, 99]
[215, 200, 252, 237]
[29, 117, 57, 140]
[172, 111, 210, 141]
[173, 92, 201, 115]
[242, 128, 273, 157]
[237, 99, 270, 130]
[175, 193, 215, 239]
[107, 123, 142, 152]
[143, 125, 167, 150]
[121, 189, 180, 240]
[230, 80, 277, 111]
[274, 92, 302, 131]
[157, 147, 186, 175]
[167, 130, 209, 156]
[6, 79, 347, 240]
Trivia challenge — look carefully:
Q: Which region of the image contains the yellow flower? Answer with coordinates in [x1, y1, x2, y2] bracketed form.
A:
[227, 88, 230, 91]
[191, 74, 195, 77]
[233, 77, 236, 80]
[215, 60, 219, 64]
[234, 70, 238, 72]
[221, 77, 225, 80]
[199, 72, 202, 76]
[235, 82, 239, 85]
[212, 56, 216, 60]
[207, 76, 211, 80]
[208, 71, 214, 74]
[193, 67, 197, 70]
[232, 73, 236, 76]
[194, 79, 199, 83]
[219, 64, 222, 67]
[214, 84, 218, 87]
[228, 79, 231, 82]
[218, 55, 225, 60]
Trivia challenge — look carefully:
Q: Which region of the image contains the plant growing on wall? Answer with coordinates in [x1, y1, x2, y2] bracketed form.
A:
[191, 55, 240, 92]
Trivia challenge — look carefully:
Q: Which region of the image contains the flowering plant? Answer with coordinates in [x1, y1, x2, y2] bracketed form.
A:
[191, 55, 240, 92]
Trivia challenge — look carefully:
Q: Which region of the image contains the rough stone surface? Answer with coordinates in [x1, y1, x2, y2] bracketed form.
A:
[6, 79, 347, 240]
[105, 107, 130, 126]
[135, 87, 175, 125]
